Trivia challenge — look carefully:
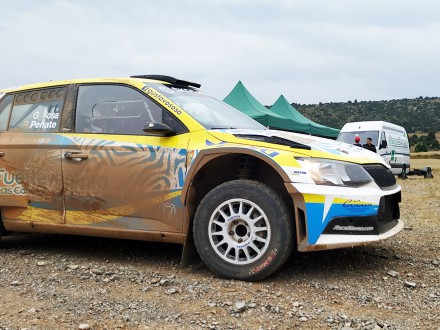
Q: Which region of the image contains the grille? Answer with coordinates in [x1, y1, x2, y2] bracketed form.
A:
[377, 192, 401, 234]
[363, 164, 397, 189]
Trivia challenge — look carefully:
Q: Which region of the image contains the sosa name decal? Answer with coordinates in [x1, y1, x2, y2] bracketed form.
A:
[28, 111, 59, 129]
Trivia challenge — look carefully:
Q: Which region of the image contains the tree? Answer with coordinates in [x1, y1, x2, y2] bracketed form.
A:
[427, 132, 436, 140]
[430, 139, 440, 151]
[410, 134, 418, 144]
[415, 143, 428, 152]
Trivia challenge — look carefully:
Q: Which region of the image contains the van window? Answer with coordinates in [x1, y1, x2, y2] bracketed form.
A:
[75, 84, 187, 135]
[338, 131, 379, 145]
[8, 88, 66, 132]
[379, 131, 387, 149]
[0, 94, 13, 131]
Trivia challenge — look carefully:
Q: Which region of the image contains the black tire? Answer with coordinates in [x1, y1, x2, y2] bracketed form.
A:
[0, 212, 4, 237]
[193, 180, 294, 281]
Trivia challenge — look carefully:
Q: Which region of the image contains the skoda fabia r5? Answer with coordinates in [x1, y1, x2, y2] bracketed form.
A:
[0, 75, 403, 280]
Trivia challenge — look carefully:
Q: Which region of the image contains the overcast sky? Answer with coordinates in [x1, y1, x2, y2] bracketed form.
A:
[1, 0, 439, 104]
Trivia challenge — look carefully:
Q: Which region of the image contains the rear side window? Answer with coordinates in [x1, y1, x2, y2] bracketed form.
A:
[8, 88, 66, 132]
[0, 94, 13, 131]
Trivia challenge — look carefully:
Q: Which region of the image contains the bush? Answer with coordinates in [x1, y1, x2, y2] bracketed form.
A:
[430, 139, 440, 151]
[427, 132, 436, 140]
[415, 143, 428, 152]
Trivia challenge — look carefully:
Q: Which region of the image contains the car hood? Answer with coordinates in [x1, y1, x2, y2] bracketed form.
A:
[207, 129, 388, 166]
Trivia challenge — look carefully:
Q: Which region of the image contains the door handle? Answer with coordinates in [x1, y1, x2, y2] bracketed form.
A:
[0, 151, 4, 157]
[64, 151, 88, 160]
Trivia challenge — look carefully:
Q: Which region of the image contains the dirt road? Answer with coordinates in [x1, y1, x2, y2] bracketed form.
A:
[1, 166, 439, 330]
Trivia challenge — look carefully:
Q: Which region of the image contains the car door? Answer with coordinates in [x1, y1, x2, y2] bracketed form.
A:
[61, 84, 189, 233]
[0, 87, 66, 223]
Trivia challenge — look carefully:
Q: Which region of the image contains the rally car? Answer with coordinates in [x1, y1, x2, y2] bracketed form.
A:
[0, 75, 403, 280]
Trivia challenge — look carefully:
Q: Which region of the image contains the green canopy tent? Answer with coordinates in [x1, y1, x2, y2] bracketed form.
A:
[270, 95, 340, 138]
[223, 81, 310, 132]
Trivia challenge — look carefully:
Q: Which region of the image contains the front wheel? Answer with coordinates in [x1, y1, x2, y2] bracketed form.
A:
[193, 180, 294, 281]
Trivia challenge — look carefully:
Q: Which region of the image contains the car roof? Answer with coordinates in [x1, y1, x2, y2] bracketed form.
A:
[0, 77, 166, 94]
[0, 75, 200, 94]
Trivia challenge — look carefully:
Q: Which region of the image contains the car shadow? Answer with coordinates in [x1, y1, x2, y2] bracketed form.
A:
[1, 233, 401, 282]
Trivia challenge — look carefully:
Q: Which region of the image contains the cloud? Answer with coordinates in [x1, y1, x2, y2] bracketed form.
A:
[0, 0, 439, 104]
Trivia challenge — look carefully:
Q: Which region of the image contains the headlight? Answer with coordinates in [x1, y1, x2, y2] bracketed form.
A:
[298, 158, 373, 187]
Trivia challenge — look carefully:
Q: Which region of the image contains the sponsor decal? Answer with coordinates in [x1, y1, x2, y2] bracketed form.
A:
[282, 166, 313, 184]
[333, 225, 374, 232]
[142, 86, 182, 116]
[227, 215, 240, 222]
[0, 186, 26, 195]
[259, 149, 279, 158]
[249, 249, 278, 275]
[163, 202, 177, 220]
[342, 199, 374, 208]
[304, 196, 380, 244]
[0, 169, 27, 195]
[205, 139, 226, 146]
[389, 136, 408, 148]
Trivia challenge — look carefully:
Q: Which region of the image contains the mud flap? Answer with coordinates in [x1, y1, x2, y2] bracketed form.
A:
[181, 229, 200, 267]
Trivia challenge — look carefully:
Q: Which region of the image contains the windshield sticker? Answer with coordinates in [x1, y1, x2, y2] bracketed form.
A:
[142, 86, 182, 116]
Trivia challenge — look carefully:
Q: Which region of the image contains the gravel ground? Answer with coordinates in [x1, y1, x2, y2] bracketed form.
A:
[1, 175, 439, 330]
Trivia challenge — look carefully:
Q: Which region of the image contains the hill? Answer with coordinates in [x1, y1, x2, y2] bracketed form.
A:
[291, 96, 440, 133]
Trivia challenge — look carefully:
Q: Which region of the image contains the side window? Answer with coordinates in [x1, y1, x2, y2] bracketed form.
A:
[75, 84, 187, 135]
[8, 88, 66, 132]
[380, 131, 387, 149]
[0, 94, 13, 131]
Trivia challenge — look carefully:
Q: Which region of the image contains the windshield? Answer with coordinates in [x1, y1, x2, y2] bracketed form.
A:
[337, 131, 379, 146]
[146, 83, 265, 130]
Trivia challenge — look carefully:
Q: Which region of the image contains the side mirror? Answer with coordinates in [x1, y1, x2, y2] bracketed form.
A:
[143, 122, 176, 137]
[379, 140, 387, 149]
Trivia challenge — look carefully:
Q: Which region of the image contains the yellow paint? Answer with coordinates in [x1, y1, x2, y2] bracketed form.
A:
[303, 194, 326, 203]
[273, 152, 301, 167]
[16, 207, 63, 223]
[66, 205, 136, 225]
[66, 190, 182, 225]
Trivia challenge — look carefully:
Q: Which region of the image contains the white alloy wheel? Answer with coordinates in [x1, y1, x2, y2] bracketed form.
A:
[208, 198, 271, 265]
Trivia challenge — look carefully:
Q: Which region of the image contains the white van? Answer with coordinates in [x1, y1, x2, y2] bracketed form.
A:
[337, 121, 410, 175]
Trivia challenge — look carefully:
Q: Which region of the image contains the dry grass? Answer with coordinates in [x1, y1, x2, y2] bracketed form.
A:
[399, 156, 439, 226]
[411, 151, 440, 160]
[410, 158, 440, 171]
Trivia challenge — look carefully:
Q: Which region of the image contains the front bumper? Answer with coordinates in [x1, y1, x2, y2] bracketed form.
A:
[309, 219, 404, 251]
[285, 182, 403, 252]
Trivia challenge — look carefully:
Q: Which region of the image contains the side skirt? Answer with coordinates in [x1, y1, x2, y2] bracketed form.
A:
[2, 219, 186, 244]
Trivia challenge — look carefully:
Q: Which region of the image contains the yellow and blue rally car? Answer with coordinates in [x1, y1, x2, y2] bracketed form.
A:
[0, 75, 403, 280]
